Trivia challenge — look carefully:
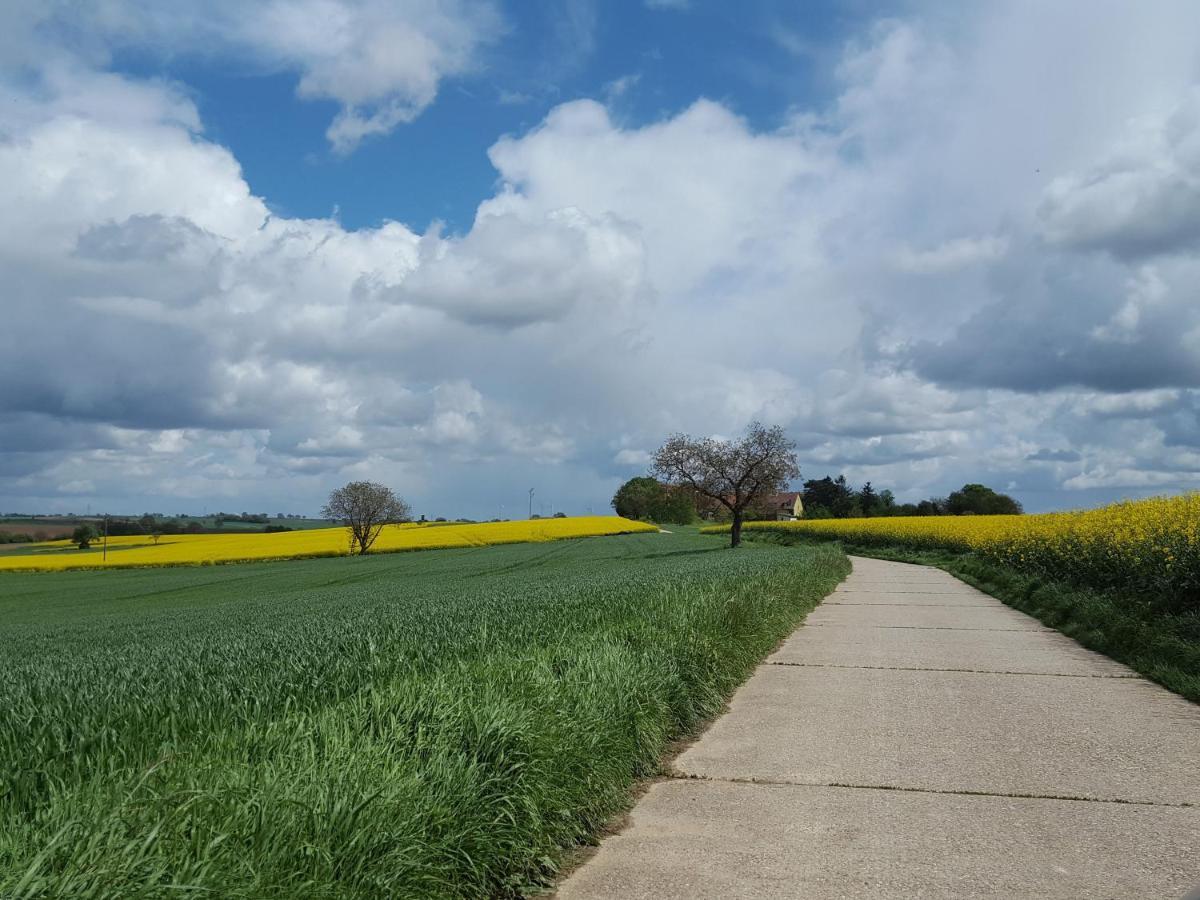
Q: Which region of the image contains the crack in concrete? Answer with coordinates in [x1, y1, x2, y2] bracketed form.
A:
[765, 661, 1138, 679]
[666, 773, 1195, 809]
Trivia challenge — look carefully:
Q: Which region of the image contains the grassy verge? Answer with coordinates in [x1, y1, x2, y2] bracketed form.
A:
[0, 531, 847, 898]
[746, 530, 1199, 703]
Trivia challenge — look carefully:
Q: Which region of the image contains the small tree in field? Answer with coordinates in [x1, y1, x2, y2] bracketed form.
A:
[322, 481, 411, 555]
[653, 422, 799, 548]
[72, 524, 96, 549]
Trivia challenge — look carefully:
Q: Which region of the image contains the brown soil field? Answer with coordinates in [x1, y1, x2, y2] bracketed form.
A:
[0, 521, 77, 540]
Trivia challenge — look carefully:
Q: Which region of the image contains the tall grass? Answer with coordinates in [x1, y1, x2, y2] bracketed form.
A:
[0, 531, 847, 897]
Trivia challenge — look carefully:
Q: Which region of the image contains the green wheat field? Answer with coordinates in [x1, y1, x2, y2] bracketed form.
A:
[0, 530, 846, 898]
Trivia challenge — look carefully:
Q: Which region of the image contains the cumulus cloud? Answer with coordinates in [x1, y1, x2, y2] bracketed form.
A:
[902, 254, 1200, 392]
[893, 236, 1008, 274]
[6, 1, 1200, 515]
[3, 0, 502, 153]
[1026, 449, 1082, 463]
[1038, 91, 1200, 259]
[390, 208, 647, 327]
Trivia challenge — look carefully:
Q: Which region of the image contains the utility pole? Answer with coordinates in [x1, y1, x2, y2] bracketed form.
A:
[102, 514, 109, 563]
[528, 488, 534, 519]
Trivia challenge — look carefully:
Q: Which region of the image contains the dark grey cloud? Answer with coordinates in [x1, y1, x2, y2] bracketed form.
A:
[1157, 394, 1200, 448]
[74, 214, 213, 263]
[0, 413, 118, 453]
[1025, 448, 1082, 462]
[902, 255, 1200, 392]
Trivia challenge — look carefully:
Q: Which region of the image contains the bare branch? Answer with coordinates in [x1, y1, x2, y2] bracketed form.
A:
[321, 481, 412, 555]
[652, 422, 799, 547]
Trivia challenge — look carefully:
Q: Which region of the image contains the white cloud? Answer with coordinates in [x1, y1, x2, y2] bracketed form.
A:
[7, 2, 1200, 515]
[1038, 91, 1200, 258]
[1063, 466, 1193, 491]
[1081, 389, 1182, 419]
[4, 0, 503, 153]
[613, 448, 651, 466]
[893, 236, 1009, 274]
[390, 208, 647, 327]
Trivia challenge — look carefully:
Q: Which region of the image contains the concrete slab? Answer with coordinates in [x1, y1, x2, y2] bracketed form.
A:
[769, 621, 1136, 676]
[556, 780, 1200, 900]
[806, 601, 1052, 631]
[674, 665, 1200, 805]
[844, 557, 941, 574]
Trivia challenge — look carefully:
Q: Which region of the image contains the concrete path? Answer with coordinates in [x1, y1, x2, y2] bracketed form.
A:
[557, 556, 1200, 899]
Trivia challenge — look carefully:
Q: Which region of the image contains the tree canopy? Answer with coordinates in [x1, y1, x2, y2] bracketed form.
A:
[945, 483, 1023, 515]
[802, 475, 1022, 518]
[653, 422, 799, 547]
[321, 481, 411, 555]
[611, 476, 697, 524]
[71, 524, 95, 549]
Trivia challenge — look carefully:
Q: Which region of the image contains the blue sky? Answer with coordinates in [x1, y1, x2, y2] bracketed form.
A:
[3, 0, 1200, 518]
[114, 1, 883, 232]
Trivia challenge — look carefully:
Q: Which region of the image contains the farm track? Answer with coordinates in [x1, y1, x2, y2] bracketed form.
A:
[558, 556, 1200, 899]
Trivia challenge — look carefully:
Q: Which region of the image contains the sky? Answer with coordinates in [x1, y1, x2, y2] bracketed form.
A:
[3, 0, 1200, 519]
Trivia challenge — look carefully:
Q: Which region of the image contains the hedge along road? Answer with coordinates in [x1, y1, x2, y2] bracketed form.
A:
[557, 555, 1200, 899]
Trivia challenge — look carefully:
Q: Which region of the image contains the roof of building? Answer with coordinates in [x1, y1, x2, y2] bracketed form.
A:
[768, 492, 802, 507]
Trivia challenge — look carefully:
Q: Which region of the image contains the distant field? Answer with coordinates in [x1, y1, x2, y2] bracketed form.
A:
[0, 517, 337, 544]
[0, 516, 657, 571]
[0, 529, 848, 897]
[0, 520, 75, 541]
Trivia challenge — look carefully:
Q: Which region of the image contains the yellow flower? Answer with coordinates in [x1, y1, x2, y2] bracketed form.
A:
[0, 517, 658, 572]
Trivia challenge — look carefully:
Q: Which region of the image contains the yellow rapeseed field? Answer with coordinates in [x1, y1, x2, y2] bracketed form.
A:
[703, 493, 1200, 602]
[0, 516, 659, 572]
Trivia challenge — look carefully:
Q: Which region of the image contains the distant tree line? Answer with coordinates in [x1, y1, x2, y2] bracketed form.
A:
[801, 476, 1021, 518]
[93, 516, 205, 537]
[614, 469, 1022, 526]
[211, 512, 272, 525]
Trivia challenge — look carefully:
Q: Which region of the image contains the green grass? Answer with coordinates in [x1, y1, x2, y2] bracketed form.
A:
[745, 531, 1200, 703]
[0, 530, 848, 898]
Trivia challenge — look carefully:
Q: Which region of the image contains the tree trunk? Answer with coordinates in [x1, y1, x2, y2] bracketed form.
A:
[730, 512, 743, 548]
